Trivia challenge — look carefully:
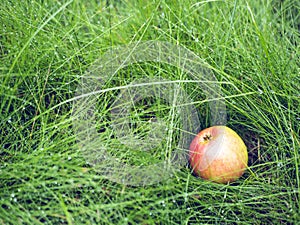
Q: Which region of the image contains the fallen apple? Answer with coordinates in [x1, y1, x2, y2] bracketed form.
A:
[189, 126, 248, 183]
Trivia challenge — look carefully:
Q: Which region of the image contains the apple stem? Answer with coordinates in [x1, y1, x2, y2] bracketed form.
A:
[203, 133, 212, 141]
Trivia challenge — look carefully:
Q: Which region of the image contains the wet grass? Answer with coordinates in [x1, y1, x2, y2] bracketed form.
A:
[0, 0, 299, 224]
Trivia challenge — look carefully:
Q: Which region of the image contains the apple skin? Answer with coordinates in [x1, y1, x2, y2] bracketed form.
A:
[189, 126, 248, 183]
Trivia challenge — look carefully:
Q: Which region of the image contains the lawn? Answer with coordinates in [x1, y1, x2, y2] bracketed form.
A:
[0, 0, 299, 224]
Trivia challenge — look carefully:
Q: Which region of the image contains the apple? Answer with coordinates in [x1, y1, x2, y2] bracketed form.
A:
[189, 126, 248, 183]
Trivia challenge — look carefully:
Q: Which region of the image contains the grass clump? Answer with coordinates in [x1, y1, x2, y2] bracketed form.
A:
[0, 0, 299, 224]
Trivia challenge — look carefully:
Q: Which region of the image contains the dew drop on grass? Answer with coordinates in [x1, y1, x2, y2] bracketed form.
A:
[184, 193, 188, 202]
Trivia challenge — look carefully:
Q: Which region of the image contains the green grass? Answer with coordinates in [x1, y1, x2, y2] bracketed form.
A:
[1, 0, 299, 224]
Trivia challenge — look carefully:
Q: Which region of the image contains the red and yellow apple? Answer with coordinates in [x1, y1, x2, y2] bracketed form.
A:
[189, 126, 248, 183]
